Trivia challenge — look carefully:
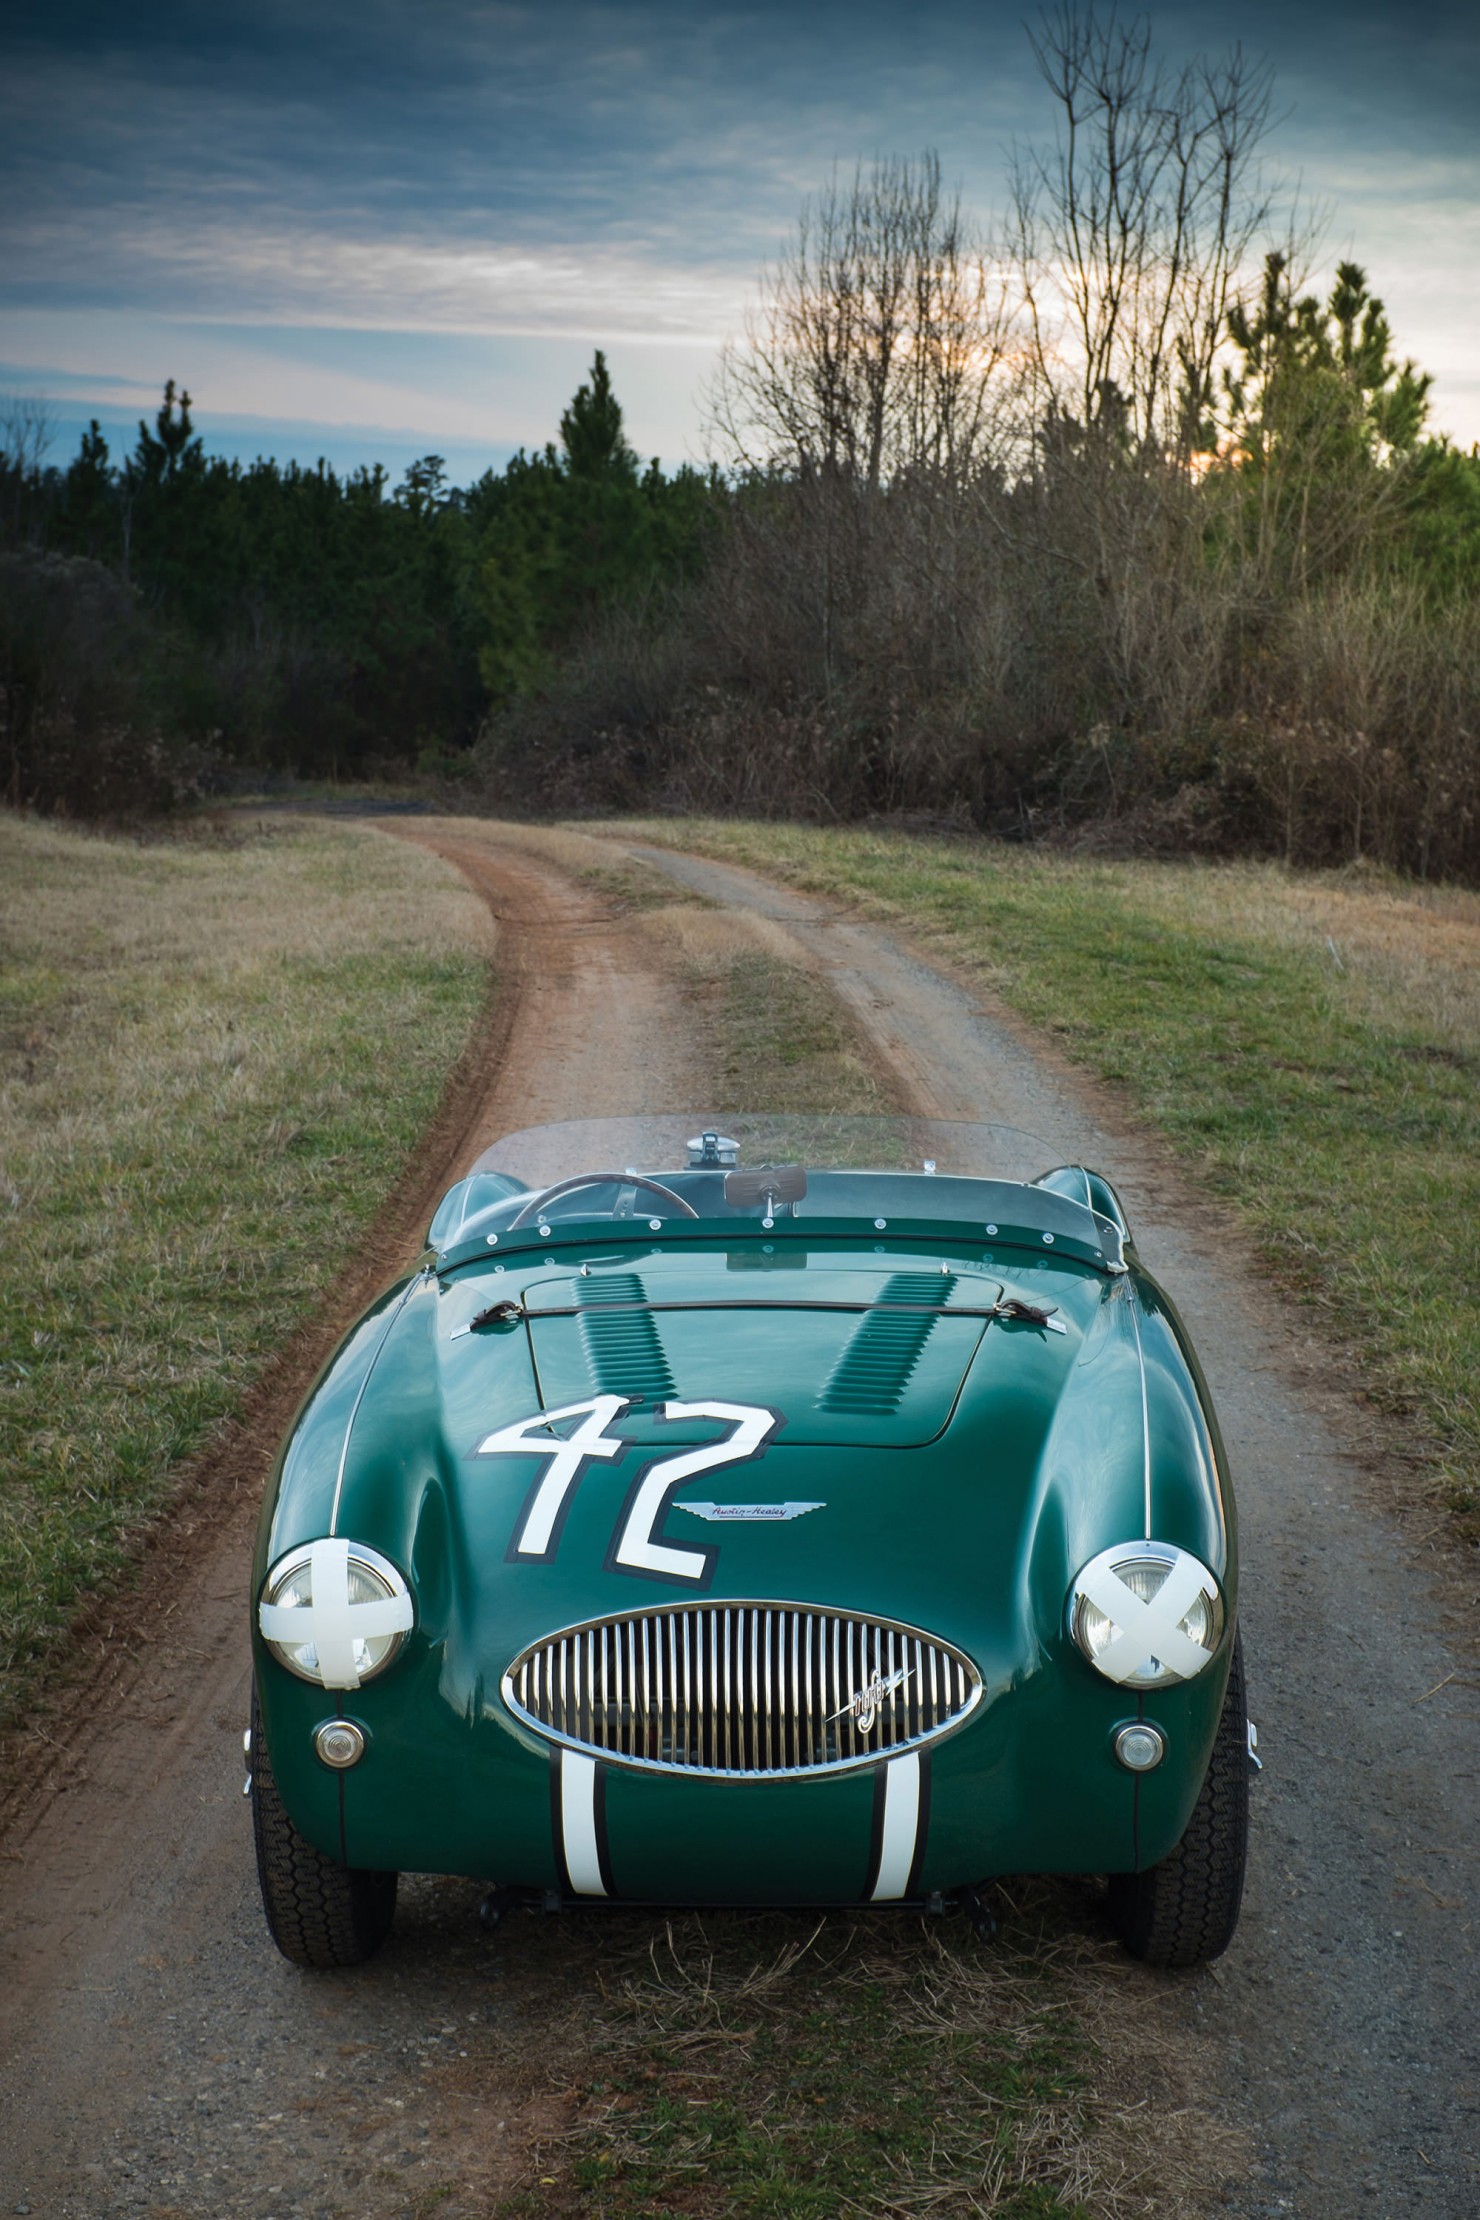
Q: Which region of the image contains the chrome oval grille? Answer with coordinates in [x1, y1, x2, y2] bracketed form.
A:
[501, 1602, 982, 1778]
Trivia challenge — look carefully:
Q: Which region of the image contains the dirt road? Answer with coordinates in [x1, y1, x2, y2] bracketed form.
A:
[0, 834, 709, 2220]
[2, 822, 1476, 2218]
[621, 841, 1480, 2218]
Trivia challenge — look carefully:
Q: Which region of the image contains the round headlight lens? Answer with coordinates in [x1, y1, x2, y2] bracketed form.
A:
[1069, 1543, 1223, 1688]
[258, 1540, 412, 1689]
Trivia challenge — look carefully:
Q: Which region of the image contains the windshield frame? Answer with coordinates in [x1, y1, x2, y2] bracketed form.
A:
[429, 1159, 1127, 1278]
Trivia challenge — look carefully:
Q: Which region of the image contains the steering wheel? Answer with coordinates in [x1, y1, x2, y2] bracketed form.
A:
[507, 1173, 700, 1228]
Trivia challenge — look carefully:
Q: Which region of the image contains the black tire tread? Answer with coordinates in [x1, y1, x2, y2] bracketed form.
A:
[1108, 1632, 1250, 1969]
[250, 1687, 396, 1969]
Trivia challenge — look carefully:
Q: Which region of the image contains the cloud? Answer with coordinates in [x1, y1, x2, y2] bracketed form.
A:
[0, 305, 721, 466]
[2, 4, 980, 267]
[5, 0, 1479, 455]
[1, 204, 750, 341]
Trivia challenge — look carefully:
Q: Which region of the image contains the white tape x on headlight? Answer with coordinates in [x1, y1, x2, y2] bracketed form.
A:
[1080, 1552, 1217, 1684]
[259, 1538, 412, 1689]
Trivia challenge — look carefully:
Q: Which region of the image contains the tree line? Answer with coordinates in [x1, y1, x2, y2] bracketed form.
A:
[4, 3, 1479, 877]
[477, 8, 1480, 880]
[0, 356, 715, 814]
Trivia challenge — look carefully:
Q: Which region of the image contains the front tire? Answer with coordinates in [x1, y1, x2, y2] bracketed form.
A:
[250, 1686, 397, 1968]
[1108, 1632, 1250, 1968]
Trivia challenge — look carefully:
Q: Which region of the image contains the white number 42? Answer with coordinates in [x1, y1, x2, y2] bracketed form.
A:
[472, 1396, 780, 1584]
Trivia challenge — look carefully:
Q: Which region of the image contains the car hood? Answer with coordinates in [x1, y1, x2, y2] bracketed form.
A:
[516, 1257, 1015, 1447]
[261, 1241, 1228, 1673]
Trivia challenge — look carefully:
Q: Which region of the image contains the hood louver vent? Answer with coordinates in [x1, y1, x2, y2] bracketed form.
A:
[576, 1272, 676, 1400]
[503, 1602, 981, 1778]
[819, 1273, 958, 1414]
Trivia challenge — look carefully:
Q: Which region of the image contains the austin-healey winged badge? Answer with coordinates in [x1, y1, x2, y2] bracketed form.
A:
[676, 1500, 824, 1522]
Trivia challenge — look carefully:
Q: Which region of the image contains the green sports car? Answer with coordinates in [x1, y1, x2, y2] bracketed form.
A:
[248, 1115, 1252, 1970]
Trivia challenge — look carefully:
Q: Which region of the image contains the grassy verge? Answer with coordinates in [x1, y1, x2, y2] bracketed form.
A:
[602, 819, 1480, 1538]
[500, 1918, 1090, 2219]
[635, 900, 893, 1117]
[0, 812, 490, 1726]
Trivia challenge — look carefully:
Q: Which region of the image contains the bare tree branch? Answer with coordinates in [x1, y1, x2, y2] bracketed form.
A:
[1012, 3, 1276, 459]
[707, 155, 1017, 490]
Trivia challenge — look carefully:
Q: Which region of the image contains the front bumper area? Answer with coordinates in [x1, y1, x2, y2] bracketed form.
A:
[255, 1635, 1232, 1900]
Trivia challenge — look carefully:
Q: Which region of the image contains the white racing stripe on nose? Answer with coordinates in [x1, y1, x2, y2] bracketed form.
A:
[870, 1752, 922, 1901]
[561, 1750, 607, 1896]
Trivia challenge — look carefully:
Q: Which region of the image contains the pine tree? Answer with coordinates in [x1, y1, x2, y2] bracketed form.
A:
[559, 352, 638, 483]
[133, 379, 204, 482]
[1225, 256, 1432, 470]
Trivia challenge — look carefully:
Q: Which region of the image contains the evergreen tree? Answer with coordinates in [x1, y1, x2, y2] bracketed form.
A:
[1225, 255, 1432, 471]
[1217, 258, 1436, 590]
[132, 379, 204, 482]
[0, 354, 713, 773]
[474, 354, 709, 700]
[559, 352, 638, 482]
[60, 421, 118, 561]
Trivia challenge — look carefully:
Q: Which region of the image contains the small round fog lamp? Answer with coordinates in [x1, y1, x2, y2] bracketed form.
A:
[314, 1719, 367, 1770]
[1113, 1722, 1166, 1773]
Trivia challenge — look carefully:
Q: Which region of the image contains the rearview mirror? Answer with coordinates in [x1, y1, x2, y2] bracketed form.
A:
[724, 1165, 808, 1209]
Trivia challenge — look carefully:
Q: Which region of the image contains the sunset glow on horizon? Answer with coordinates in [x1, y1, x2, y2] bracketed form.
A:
[5, 0, 1478, 479]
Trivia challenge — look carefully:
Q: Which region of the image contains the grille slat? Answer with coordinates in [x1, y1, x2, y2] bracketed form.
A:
[504, 1603, 981, 1779]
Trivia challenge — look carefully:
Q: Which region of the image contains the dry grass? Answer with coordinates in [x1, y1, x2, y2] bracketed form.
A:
[1112, 857, 1480, 1056]
[640, 900, 811, 974]
[0, 810, 490, 1720]
[3, 812, 491, 977]
[412, 816, 704, 919]
[440, 819, 645, 884]
[468, 1893, 1246, 2219]
[633, 901, 894, 1117]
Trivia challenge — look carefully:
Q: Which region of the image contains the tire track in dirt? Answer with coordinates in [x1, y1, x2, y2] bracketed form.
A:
[609, 836, 1480, 2220]
[0, 832, 709, 2220]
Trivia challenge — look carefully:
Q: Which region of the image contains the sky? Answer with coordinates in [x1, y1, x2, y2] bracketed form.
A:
[3, 0, 1478, 484]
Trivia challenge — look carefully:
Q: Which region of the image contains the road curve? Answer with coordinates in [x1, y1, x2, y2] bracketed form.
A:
[2, 823, 1475, 2218]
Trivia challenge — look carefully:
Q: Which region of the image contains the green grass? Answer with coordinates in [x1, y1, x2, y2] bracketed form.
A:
[479, 1910, 1149, 2219]
[0, 812, 490, 1724]
[602, 819, 1480, 1536]
[700, 944, 892, 1115]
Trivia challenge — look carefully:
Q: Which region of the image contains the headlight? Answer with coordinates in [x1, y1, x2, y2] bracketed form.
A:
[258, 1539, 413, 1690]
[1069, 1542, 1223, 1688]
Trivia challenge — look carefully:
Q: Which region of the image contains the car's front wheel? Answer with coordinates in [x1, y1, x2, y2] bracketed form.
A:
[1108, 1632, 1250, 1969]
[249, 1686, 397, 1969]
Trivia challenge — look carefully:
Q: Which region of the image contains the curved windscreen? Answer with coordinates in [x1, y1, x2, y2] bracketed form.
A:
[471, 1114, 1062, 1189]
[425, 1115, 1129, 1273]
